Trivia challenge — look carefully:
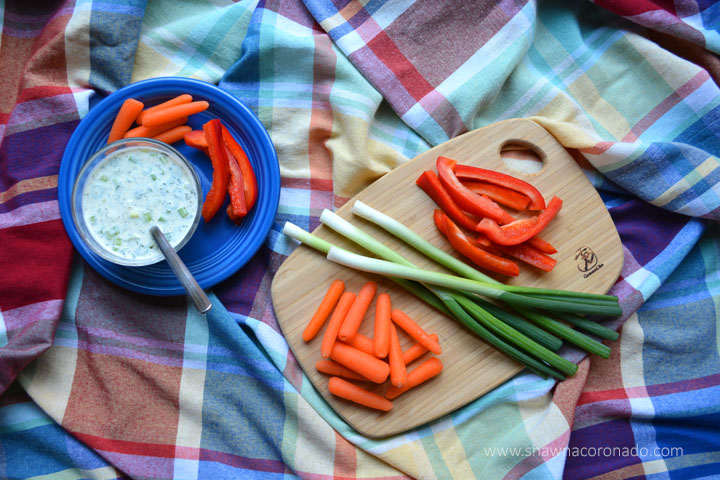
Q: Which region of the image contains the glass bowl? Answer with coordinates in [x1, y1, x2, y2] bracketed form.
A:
[70, 138, 203, 267]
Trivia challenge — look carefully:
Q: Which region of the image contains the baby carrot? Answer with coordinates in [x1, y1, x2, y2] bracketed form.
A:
[402, 333, 439, 365]
[373, 292, 391, 358]
[346, 332, 375, 355]
[386, 357, 443, 400]
[338, 281, 376, 342]
[124, 117, 188, 139]
[388, 323, 407, 388]
[303, 279, 345, 342]
[320, 291, 356, 358]
[329, 342, 390, 384]
[141, 101, 209, 128]
[136, 94, 192, 125]
[328, 377, 393, 412]
[107, 98, 144, 144]
[315, 359, 368, 381]
[391, 309, 442, 355]
[153, 125, 192, 144]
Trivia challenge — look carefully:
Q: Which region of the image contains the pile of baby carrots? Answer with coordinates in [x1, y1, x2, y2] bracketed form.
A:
[304, 279, 444, 412]
[107, 95, 209, 145]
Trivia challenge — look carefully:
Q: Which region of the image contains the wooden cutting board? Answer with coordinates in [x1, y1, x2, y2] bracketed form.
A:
[271, 119, 623, 438]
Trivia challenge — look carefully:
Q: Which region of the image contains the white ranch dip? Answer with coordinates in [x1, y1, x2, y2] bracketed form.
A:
[81, 146, 198, 262]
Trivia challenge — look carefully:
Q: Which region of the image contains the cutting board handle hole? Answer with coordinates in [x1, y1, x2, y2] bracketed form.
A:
[500, 141, 544, 174]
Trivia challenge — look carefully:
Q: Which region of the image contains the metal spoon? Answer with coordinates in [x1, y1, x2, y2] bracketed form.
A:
[150, 225, 212, 314]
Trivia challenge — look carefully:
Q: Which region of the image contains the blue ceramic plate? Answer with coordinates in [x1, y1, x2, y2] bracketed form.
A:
[58, 77, 280, 295]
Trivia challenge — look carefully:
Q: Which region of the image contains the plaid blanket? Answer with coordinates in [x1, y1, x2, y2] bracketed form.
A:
[2, 0, 719, 478]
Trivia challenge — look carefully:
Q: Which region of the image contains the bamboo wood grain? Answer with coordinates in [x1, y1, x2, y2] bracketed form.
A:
[270, 119, 623, 438]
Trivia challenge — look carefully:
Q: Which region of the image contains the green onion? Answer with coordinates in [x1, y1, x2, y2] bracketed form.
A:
[551, 311, 620, 341]
[282, 222, 333, 254]
[326, 247, 620, 316]
[437, 292, 564, 380]
[454, 294, 577, 376]
[518, 308, 611, 358]
[464, 295, 563, 351]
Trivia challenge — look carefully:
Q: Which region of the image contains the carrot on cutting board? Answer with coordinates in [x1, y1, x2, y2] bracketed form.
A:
[402, 333, 439, 365]
[388, 323, 407, 388]
[136, 94, 192, 125]
[315, 359, 368, 381]
[328, 377, 393, 412]
[390, 309, 442, 355]
[329, 342, 390, 384]
[373, 292, 391, 358]
[141, 101, 209, 128]
[320, 291, 356, 358]
[124, 117, 188, 139]
[346, 332, 375, 356]
[107, 98, 144, 144]
[153, 125, 192, 145]
[338, 281, 377, 342]
[386, 357, 443, 400]
[303, 279, 345, 342]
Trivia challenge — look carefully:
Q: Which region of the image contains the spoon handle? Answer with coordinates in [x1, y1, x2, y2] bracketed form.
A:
[151, 226, 212, 314]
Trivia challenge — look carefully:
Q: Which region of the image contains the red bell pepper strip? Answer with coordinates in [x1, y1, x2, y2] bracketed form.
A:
[476, 196, 563, 246]
[221, 124, 258, 212]
[226, 145, 247, 219]
[436, 156, 514, 224]
[476, 235, 557, 272]
[434, 209, 520, 277]
[184, 129, 208, 154]
[201, 119, 230, 222]
[462, 180, 530, 211]
[416, 170, 479, 231]
[525, 235, 557, 254]
[455, 164, 546, 210]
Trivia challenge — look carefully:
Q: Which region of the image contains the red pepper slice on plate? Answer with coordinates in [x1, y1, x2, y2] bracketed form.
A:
[434, 209, 520, 277]
[436, 156, 514, 224]
[416, 170, 479, 231]
[476, 235, 557, 272]
[201, 119, 230, 222]
[184, 129, 209, 154]
[221, 124, 258, 212]
[455, 164, 546, 210]
[226, 145, 247, 219]
[476, 196, 563, 246]
[462, 180, 530, 211]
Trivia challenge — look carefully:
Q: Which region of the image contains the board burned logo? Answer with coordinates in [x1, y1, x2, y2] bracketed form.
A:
[576, 246, 604, 278]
